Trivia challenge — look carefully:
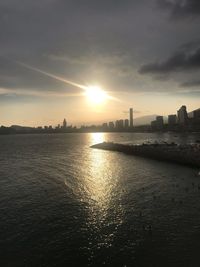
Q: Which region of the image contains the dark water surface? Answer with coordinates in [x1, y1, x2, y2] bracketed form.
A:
[1, 132, 200, 267]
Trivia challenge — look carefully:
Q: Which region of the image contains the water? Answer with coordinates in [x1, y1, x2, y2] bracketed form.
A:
[0, 132, 200, 267]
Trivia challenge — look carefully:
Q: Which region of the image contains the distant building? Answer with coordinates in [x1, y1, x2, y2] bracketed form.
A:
[115, 120, 124, 129]
[119, 119, 124, 128]
[189, 108, 200, 129]
[130, 108, 133, 128]
[151, 116, 164, 131]
[108, 122, 115, 129]
[156, 116, 164, 130]
[124, 119, 129, 128]
[63, 118, 67, 129]
[177, 105, 188, 125]
[102, 123, 108, 129]
[168, 114, 177, 126]
[193, 108, 200, 119]
[115, 120, 119, 128]
[151, 120, 157, 130]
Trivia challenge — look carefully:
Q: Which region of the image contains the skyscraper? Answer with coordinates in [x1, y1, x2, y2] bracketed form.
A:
[63, 118, 67, 129]
[177, 106, 188, 125]
[156, 116, 164, 130]
[130, 108, 133, 128]
[168, 115, 177, 126]
[124, 119, 129, 128]
[108, 122, 115, 129]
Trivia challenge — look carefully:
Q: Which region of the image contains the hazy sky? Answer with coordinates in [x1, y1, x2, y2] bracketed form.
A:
[0, 0, 200, 126]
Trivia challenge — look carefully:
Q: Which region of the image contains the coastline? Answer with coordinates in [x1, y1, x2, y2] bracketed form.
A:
[91, 142, 200, 168]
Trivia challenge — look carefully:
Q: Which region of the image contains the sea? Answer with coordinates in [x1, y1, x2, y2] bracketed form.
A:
[0, 132, 200, 267]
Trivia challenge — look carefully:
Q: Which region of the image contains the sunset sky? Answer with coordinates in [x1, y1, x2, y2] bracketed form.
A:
[0, 0, 200, 126]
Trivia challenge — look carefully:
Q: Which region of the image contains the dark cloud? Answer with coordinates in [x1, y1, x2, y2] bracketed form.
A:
[181, 80, 200, 87]
[139, 46, 200, 75]
[0, 57, 80, 93]
[0, 0, 199, 98]
[59, 0, 137, 12]
[0, 0, 151, 96]
[157, 0, 200, 18]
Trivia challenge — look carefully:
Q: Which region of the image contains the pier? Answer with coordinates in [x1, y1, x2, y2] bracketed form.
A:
[91, 142, 200, 168]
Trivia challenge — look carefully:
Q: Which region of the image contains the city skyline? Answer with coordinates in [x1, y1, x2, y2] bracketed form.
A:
[2, 105, 199, 132]
[1, 104, 199, 128]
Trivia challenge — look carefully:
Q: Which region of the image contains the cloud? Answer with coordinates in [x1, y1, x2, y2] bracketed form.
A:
[0, 0, 148, 96]
[57, 0, 144, 15]
[181, 80, 200, 87]
[157, 0, 200, 18]
[0, 0, 199, 98]
[139, 45, 200, 75]
[0, 86, 83, 98]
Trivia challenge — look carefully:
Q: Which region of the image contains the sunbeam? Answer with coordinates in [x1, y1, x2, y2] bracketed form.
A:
[16, 61, 88, 91]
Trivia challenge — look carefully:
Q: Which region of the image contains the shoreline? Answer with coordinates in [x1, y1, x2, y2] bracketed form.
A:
[91, 142, 200, 168]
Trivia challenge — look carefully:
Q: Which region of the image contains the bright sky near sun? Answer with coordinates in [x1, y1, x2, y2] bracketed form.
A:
[85, 86, 109, 105]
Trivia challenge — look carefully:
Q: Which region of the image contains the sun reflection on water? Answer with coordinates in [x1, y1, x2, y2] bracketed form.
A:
[90, 132, 105, 146]
[81, 133, 124, 255]
[85, 148, 111, 211]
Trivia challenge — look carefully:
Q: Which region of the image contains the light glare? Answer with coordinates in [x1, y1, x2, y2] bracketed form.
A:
[86, 86, 108, 104]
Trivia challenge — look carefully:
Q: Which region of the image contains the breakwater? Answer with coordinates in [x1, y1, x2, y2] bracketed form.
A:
[91, 142, 200, 168]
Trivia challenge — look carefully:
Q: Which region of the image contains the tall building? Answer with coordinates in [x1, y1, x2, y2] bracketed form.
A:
[151, 120, 157, 130]
[63, 118, 67, 129]
[189, 108, 200, 127]
[130, 108, 133, 128]
[109, 122, 115, 129]
[124, 119, 129, 128]
[115, 120, 124, 129]
[156, 116, 164, 130]
[177, 106, 188, 125]
[115, 120, 120, 129]
[119, 120, 124, 128]
[151, 116, 164, 130]
[168, 115, 177, 125]
[102, 123, 108, 129]
[193, 108, 200, 119]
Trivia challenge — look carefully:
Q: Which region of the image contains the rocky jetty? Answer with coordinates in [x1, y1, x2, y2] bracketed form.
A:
[91, 142, 200, 168]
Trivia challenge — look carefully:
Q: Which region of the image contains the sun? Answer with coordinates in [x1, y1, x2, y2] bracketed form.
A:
[85, 86, 108, 104]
